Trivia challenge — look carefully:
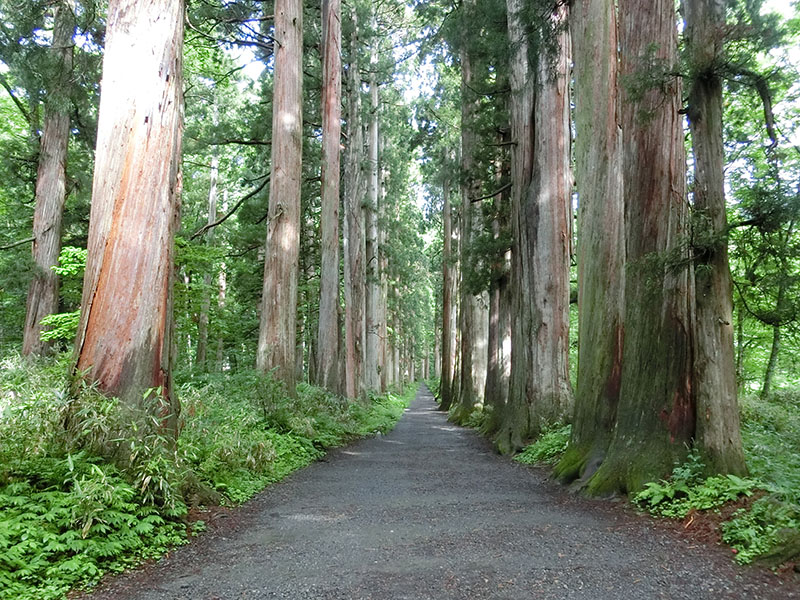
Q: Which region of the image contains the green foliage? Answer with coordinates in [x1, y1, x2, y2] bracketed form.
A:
[461, 404, 489, 430]
[39, 310, 80, 342]
[514, 424, 572, 465]
[37, 246, 87, 343]
[739, 390, 800, 493]
[635, 472, 758, 519]
[0, 354, 414, 598]
[51, 246, 87, 278]
[0, 355, 187, 600]
[0, 460, 187, 600]
[634, 449, 760, 519]
[634, 388, 800, 564]
[720, 390, 800, 563]
[722, 495, 800, 564]
[634, 408, 800, 563]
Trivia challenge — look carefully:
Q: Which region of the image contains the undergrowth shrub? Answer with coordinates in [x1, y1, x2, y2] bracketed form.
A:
[514, 424, 572, 465]
[634, 469, 759, 519]
[722, 391, 800, 564]
[0, 353, 415, 599]
[722, 495, 800, 564]
[462, 405, 489, 430]
[426, 376, 441, 401]
[635, 425, 800, 565]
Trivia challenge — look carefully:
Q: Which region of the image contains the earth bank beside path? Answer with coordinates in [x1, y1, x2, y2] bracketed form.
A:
[79, 384, 799, 600]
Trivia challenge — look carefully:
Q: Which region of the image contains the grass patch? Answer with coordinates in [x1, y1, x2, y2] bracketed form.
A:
[0, 352, 414, 599]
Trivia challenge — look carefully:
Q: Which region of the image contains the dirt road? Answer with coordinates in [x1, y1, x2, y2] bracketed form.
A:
[80, 384, 798, 599]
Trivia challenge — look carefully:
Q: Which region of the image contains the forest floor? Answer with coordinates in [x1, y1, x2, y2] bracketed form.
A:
[75, 385, 800, 600]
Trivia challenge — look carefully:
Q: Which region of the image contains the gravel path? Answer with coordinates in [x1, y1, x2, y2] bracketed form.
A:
[80, 384, 799, 600]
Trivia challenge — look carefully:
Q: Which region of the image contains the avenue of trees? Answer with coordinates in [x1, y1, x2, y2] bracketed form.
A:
[420, 0, 799, 494]
[0, 0, 797, 499]
[0, 0, 437, 412]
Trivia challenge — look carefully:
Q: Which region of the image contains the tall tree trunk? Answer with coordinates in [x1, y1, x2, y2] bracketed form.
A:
[433, 314, 441, 379]
[555, 0, 625, 484]
[379, 145, 389, 393]
[498, 0, 573, 453]
[451, 0, 482, 423]
[386, 323, 395, 388]
[685, 0, 747, 475]
[484, 282, 501, 406]
[482, 146, 511, 431]
[343, 4, 366, 400]
[215, 193, 229, 371]
[439, 177, 456, 410]
[761, 270, 787, 399]
[735, 305, 744, 392]
[196, 140, 219, 370]
[74, 0, 184, 437]
[302, 248, 316, 383]
[365, 22, 381, 393]
[23, 0, 75, 357]
[587, 0, 694, 495]
[256, 0, 304, 394]
[317, 0, 343, 393]
[762, 323, 780, 399]
[216, 261, 227, 370]
[394, 335, 401, 390]
[410, 343, 416, 383]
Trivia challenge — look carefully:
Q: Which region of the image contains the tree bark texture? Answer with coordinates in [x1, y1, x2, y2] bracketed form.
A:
[498, 0, 573, 453]
[451, 1, 483, 424]
[343, 4, 366, 400]
[216, 259, 227, 370]
[762, 323, 780, 399]
[378, 140, 389, 392]
[256, 0, 304, 393]
[587, 0, 694, 494]
[316, 0, 343, 393]
[684, 0, 747, 475]
[555, 0, 625, 484]
[365, 24, 381, 393]
[74, 0, 184, 436]
[439, 178, 456, 410]
[196, 145, 219, 370]
[433, 313, 441, 379]
[449, 203, 462, 410]
[482, 142, 512, 433]
[23, 0, 75, 357]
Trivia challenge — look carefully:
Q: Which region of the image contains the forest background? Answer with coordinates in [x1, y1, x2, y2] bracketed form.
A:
[0, 0, 799, 598]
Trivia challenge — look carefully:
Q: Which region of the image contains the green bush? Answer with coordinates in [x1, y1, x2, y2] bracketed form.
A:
[514, 424, 572, 465]
[631, 388, 800, 565]
[462, 404, 489, 430]
[426, 376, 441, 401]
[720, 390, 800, 564]
[0, 354, 415, 599]
[739, 391, 800, 494]
[722, 495, 800, 564]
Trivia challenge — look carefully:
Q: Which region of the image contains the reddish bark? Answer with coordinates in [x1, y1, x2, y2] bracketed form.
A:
[365, 16, 381, 393]
[74, 0, 184, 435]
[439, 178, 456, 411]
